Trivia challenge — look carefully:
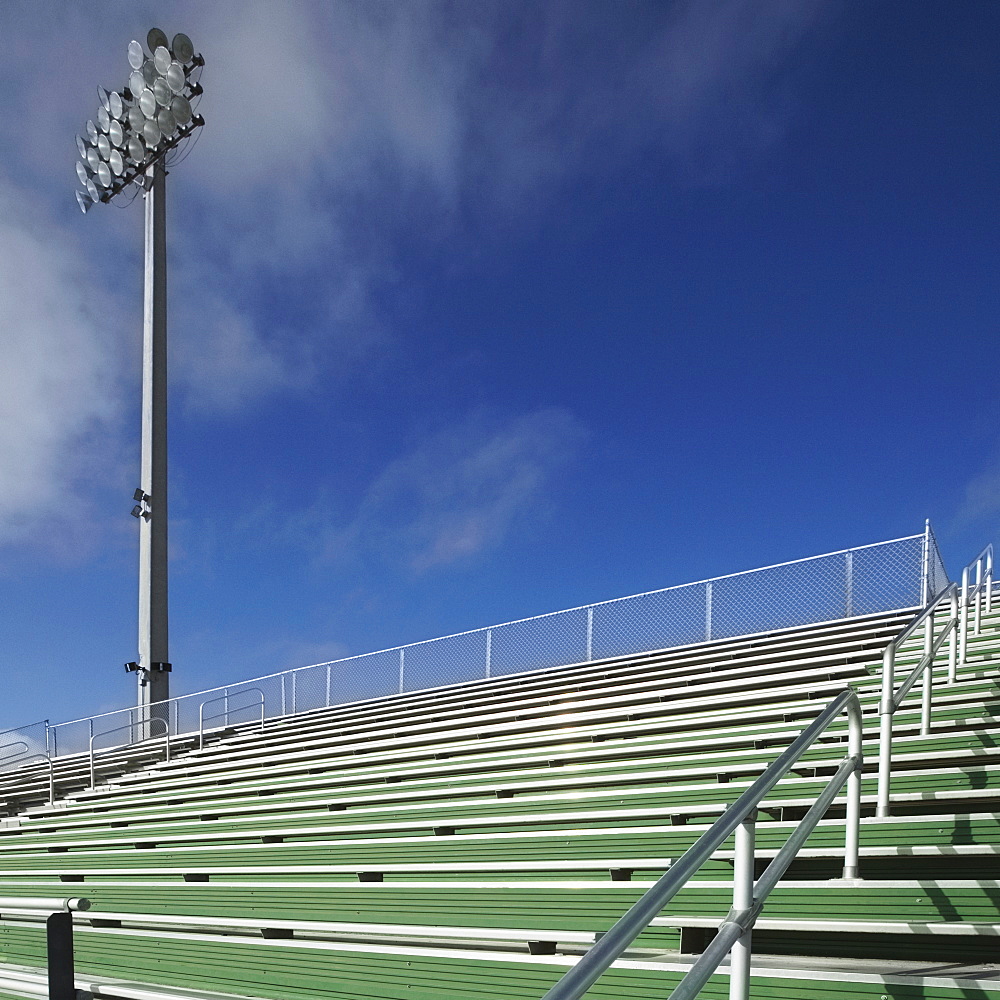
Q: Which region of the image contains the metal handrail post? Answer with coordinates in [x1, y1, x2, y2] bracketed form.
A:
[975, 559, 983, 636]
[877, 641, 895, 818]
[843, 693, 863, 878]
[948, 588, 959, 683]
[729, 812, 755, 1000]
[539, 689, 862, 1000]
[920, 615, 933, 736]
[988, 548, 994, 615]
[199, 689, 265, 747]
[88, 719, 95, 789]
[90, 718, 168, 786]
[960, 566, 970, 664]
[920, 520, 930, 607]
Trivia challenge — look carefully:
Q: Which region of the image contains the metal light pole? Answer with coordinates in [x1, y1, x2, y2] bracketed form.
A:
[75, 29, 204, 732]
[137, 160, 170, 716]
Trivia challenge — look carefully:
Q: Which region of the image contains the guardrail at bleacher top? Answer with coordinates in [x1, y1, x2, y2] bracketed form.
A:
[1, 526, 948, 771]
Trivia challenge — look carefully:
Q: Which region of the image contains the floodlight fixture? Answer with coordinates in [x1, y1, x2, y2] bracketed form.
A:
[170, 96, 192, 126]
[157, 108, 177, 138]
[152, 78, 171, 107]
[74, 28, 204, 211]
[127, 135, 146, 163]
[153, 45, 172, 75]
[172, 33, 194, 65]
[75, 28, 205, 727]
[147, 27, 169, 53]
[165, 62, 184, 94]
[138, 88, 157, 118]
[142, 119, 161, 149]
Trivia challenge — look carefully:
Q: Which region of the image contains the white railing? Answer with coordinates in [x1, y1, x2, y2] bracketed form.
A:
[876, 543, 993, 817]
[0, 529, 944, 778]
[539, 688, 865, 1000]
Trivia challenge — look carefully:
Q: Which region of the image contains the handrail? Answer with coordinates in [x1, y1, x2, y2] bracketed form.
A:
[198, 688, 265, 749]
[0, 740, 29, 764]
[540, 688, 864, 1000]
[877, 544, 993, 817]
[0, 746, 56, 807]
[0, 896, 90, 913]
[0, 896, 90, 1000]
[89, 716, 169, 789]
[959, 544, 993, 664]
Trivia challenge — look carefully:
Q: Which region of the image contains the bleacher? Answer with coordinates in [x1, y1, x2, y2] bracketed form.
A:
[0, 569, 996, 998]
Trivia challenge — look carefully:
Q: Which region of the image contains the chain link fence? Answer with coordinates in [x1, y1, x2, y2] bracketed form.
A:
[2, 529, 946, 766]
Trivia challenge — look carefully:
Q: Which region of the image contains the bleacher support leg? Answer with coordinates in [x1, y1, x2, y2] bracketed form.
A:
[46, 911, 76, 1000]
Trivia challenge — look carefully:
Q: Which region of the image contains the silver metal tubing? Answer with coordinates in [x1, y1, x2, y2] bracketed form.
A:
[1, 753, 56, 808]
[672, 914, 750, 1000]
[89, 716, 168, 788]
[843, 695, 863, 878]
[539, 688, 863, 1000]
[876, 544, 992, 818]
[948, 587, 959, 683]
[877, 641, 895, 819]
[198, 688, 264, 749]
[987, 548, 994, 615]
[920, 520, 930, 607]
[975, 559, 983, 636]
[672, 739, 863, 999]
[877, 582, 958, 815]
[960, 566, 970, 664]
[728, 812, 755, 1000]
[921, 616, 933, 736]
[0, 897, 90, 913]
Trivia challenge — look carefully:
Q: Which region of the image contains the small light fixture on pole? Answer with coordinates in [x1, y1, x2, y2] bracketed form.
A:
[75, 29, 205, 734]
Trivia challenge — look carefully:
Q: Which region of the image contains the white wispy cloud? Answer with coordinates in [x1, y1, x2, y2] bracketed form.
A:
[0, 0, 832, 554]
[320, 408, 587, 572]
[956, 457, 1000, 528]
[0, 173, 128, 553]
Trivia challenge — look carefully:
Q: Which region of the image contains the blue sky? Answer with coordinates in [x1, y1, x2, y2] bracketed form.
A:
[0, 1, 997, 729]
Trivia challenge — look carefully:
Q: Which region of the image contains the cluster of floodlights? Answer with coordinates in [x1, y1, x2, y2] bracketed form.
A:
[74, 28, 204, 213]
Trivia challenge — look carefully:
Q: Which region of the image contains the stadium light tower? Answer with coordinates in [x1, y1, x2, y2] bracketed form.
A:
[74, 28, 205, 731]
